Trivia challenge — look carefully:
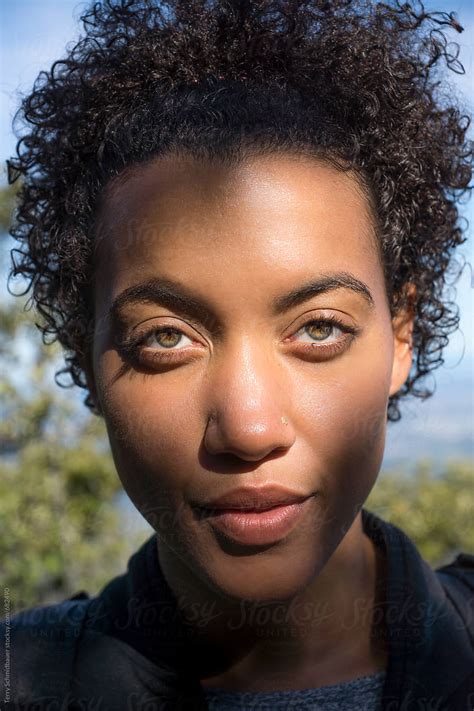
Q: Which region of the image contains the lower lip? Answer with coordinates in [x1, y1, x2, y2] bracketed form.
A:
[199, 496, 315, 546]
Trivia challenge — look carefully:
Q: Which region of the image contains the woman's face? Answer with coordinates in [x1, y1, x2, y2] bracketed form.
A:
[88, 152, 413, 603]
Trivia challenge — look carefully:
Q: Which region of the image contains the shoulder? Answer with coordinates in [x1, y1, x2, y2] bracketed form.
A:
[0, 593, 92, 705]
[436, 551, 474, 583]
[0, 593, 156, 704]
[0, 592, 201, 708]
[0, 590, 92, 643]
[435, 552, 474, 642]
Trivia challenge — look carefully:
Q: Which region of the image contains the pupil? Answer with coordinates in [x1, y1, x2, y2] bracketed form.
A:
[306, 322, 332, 341]
[157, 328, 181, 348]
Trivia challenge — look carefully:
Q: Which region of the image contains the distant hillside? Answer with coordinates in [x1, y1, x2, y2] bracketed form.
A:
[383, 364, 473, 472]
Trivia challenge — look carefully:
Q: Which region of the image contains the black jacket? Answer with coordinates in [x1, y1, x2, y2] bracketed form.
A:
[2, 508, 474, 710]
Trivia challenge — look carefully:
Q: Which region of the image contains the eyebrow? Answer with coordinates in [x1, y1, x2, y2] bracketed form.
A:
[110, 278, 218, 331]
[272, 272, 374, 314]
[109, 271, 375, 329]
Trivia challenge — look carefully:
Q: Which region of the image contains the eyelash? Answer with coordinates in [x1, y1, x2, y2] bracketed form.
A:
[117, 315, 359, 368]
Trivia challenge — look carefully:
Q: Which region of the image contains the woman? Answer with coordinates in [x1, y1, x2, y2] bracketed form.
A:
[2, 0, 473, 709]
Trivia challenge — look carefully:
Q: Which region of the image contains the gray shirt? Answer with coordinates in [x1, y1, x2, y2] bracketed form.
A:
[203, 669, 387, 710]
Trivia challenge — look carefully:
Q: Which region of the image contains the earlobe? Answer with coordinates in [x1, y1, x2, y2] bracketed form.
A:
[389, 283, 416, 397]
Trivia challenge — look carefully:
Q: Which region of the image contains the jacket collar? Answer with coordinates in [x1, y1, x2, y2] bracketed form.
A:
[361, 508, 474, 708]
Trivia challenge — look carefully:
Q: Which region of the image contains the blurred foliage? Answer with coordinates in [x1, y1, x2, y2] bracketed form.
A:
[0, 184, 472, 615]
[0, 182, 19, 233]
[365, 458, 474, 567]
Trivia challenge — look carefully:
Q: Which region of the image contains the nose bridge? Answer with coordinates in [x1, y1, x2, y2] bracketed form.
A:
[215, 333, 281, 408]
[203, 334, 295, 460]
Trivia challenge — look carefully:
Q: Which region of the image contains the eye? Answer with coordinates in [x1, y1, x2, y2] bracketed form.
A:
[295, 319, 344, 343]
[286, 315, 360, 359]
[142, 326, 193, 350]
[116, 324, 203, 368]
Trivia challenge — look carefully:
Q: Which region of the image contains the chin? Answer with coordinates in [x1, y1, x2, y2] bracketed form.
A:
[213, 564, 320, 605]
[191, 530, 330, 605]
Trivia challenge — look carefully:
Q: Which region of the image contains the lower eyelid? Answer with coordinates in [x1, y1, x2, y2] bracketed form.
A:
[294, 332, 357, 358]
[298, 332, 353, 347]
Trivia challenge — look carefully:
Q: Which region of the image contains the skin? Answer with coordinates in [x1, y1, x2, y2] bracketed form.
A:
[84, 152, 415, 691]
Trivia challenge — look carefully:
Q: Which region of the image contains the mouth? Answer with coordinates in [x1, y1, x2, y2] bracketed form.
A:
[192, 484, 314, 512]
[194, 494, 316, 547]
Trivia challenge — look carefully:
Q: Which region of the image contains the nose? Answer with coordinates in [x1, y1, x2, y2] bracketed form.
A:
[203, 338, 296, 462]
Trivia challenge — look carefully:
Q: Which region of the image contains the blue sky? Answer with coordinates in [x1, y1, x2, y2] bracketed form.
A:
[0, 0, 472, 469]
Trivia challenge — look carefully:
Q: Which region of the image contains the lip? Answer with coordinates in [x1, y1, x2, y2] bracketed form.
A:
[197, 496, 315, 546]
[192, 485, 313, 512]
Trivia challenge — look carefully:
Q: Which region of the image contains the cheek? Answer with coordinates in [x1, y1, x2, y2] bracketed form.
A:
[98, 365, 201, 522]
[296, 335, 393, 515]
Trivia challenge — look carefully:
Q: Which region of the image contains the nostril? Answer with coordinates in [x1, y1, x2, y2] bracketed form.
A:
[198, 442, 292, 475]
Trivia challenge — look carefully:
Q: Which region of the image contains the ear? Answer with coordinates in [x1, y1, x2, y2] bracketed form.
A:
[389, 283, 416, 398]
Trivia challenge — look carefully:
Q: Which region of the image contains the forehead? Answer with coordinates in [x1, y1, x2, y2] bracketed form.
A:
[96, 151, 378, 242]
[93, 152, 383, 298]
[100, 151, 371, 204]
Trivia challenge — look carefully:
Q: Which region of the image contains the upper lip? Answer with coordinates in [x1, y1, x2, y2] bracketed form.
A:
[193, 485, 313, 512]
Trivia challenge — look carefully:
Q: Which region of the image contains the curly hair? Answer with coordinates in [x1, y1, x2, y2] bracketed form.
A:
[6, 0, 472, 422]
